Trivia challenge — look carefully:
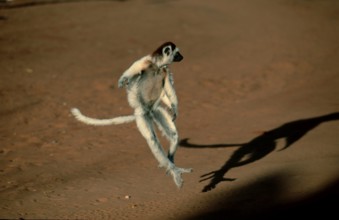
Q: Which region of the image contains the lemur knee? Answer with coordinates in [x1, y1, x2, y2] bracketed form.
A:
[168, 154, 175, 163]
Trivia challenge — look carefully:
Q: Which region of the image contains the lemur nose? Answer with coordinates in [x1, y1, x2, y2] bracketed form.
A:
[173, 52, 183, 62]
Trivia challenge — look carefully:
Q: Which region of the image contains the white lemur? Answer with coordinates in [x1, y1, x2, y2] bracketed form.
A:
[71, 42, 192, 188]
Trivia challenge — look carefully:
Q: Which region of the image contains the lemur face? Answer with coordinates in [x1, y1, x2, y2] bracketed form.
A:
[152, 42, 184, 65]
[172, 50, 183, 62]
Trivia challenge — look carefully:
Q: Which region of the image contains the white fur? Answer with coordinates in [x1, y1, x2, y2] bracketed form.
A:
[119, 55, 152, 81]
[71, 108, 135, 126]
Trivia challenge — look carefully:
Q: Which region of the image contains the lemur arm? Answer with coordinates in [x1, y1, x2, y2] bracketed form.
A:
[118, 55, 152, 88]
[162, 70, 178, 121]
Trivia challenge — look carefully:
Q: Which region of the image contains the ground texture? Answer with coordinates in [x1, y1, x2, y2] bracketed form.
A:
[0, 0, 338, 219]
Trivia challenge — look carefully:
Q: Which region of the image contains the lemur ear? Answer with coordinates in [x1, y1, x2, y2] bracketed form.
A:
[163, 46, 171, 56]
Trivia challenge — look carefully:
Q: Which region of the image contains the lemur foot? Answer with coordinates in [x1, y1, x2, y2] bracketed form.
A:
[167, 165, 193, 188]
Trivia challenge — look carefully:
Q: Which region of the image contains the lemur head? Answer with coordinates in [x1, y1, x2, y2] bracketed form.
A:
[152, 42, 183, 67]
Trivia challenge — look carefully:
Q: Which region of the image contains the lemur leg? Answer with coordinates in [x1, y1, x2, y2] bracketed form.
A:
[135, 108, 192, 188]
[152, 106, 178, 163]
[135, 109, 169, 168]
[152, 107, 192, 187]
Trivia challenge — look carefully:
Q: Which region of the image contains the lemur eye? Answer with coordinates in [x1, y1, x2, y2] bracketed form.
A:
[163, 46, 171, 56]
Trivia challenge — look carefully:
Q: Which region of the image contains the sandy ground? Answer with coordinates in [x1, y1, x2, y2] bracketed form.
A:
[1, 0, 339, 219]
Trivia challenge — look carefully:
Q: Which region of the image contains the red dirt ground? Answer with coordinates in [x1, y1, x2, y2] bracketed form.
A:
[1, 0, 338, 219]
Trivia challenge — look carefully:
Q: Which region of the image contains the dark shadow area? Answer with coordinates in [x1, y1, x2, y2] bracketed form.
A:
[180, 112, 339, 192]
[182, 172, 339, 220]
[0, 0, 126, 9]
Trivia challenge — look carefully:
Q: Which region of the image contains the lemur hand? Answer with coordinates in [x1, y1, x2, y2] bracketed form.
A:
[118, 76, 128, 88]
[162, 65, 169, 72]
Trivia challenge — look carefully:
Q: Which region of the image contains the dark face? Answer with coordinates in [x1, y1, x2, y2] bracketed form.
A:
[173, 52, 183, 62]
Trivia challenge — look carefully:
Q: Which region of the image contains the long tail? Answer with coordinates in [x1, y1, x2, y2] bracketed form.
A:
[71, 108, 135, 126]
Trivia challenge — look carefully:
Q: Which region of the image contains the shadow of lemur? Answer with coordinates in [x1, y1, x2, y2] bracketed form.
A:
[180, 112, 339, 192]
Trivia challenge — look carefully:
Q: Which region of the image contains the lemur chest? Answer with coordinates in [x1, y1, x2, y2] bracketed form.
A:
[137, 70, 166, 105]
